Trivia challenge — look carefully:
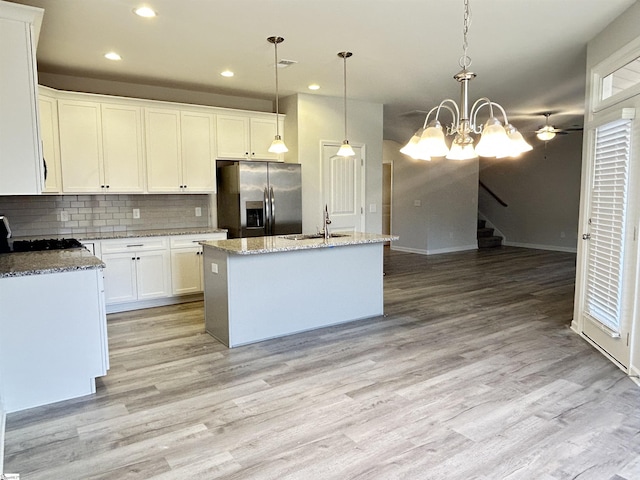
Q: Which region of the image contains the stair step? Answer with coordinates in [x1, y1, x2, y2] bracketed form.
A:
[478, 235, 503, 248]
[477, 227, 495, 238]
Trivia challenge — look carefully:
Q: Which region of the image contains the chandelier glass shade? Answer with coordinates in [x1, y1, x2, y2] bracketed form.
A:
[267, 36, 288, 154]
[401, 0, 531, 161]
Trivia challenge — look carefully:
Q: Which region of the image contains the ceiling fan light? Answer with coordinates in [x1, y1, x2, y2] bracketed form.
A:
[337, 140, 355, 157]
[536, 127, 556, 141]
[418, 121, 449, 157]
[268, 135, 288, 154]
[475, 117, 511, 157]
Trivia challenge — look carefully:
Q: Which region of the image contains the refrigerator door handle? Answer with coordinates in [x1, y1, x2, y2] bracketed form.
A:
[270, 186, 275, 233]
[264, 187, 271, 235]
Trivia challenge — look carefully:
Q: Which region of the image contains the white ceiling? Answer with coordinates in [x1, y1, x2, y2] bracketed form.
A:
[9, 0, 637, 144]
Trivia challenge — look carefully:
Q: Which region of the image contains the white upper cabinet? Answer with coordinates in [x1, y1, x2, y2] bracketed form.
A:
[145, 107, 216, 193]
[216, 113, 281, 161]
[58, 99, 144, 193]
[101, 103, 145, 192]
[0, 2, 44, 195]
[38, 90, 62, 194]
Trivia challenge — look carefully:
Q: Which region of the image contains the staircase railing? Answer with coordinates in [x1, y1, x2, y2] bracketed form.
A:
[479, 181, 508, 207]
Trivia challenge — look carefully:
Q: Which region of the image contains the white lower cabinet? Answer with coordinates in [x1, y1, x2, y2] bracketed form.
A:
[170, 233, 226, 295]
[101, 237, 171, 307]
[95, 232, 226, 311]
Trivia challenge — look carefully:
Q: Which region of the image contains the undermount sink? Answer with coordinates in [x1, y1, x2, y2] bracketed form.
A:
[279, 233, 350, 241]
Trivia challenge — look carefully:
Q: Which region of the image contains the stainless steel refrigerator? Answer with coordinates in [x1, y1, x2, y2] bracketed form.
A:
[216, 161, 302, 238]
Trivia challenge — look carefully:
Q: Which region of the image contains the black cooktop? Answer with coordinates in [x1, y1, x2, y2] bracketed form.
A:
[11, 238, 83, 252]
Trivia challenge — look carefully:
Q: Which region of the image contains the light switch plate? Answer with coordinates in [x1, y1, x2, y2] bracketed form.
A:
[195, 207, 202, 217]
[133, 208, 140, 219]
[414, 200, 421, 207]
[369, 204, 377, 213]
[211, 263, 218, 274]
[60, 211, 70, 222]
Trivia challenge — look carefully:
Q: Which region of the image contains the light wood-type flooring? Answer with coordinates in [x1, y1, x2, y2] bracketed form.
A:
[5, 247, 640, 479]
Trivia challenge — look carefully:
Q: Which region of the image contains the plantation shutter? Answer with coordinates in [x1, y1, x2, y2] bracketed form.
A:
[584, 118, 632, 334]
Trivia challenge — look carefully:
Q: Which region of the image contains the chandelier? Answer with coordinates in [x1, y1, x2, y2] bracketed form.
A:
[400, 0, 532, 161]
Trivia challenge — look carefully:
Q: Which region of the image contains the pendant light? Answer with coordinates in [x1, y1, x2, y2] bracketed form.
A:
[337, 51, 355, 157]
[401, 0, 531, 160]
[267, 36, 288, 154]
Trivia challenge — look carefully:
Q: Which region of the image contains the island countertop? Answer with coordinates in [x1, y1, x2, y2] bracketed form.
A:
[201, 232, 398, 255]
[0, 249, 105, 278]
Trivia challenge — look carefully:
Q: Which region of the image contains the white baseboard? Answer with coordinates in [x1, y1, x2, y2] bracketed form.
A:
[503, 241, 577, 253]
[390, 244, 477, 256]
[106, 293, 203, 314]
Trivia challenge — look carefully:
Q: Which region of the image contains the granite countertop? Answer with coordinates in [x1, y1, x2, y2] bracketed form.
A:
[11, 227, 227, 243]
[78, 227, 227, 241]
[201, 232, 398, 255]
[0, 248, 105, 278]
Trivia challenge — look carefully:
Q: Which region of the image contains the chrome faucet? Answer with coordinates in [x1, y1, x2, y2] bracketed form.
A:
[323, 204, 331, 240]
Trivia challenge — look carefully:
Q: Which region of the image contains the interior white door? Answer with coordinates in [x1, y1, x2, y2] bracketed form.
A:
[580, 116, 636, 368]
[322, 143, 365, 233]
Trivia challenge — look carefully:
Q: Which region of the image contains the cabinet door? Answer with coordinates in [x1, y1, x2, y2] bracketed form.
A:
[250, 117, 280, 160]
[181, 111, 216, 192]
[171, 247, 203, 295]
[0, 7, 43, 195]
[38, 94, 62, 193]
[102, 103, 145, 193]
[136, 250, 171, 300]
[102, 252, 138, 304]
[58, 100, 104, 192]
[146, 108, 182, 192]
[216, 114, 250, 159]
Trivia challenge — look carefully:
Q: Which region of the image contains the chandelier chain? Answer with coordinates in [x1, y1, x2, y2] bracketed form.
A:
[460, 0, 472, 69]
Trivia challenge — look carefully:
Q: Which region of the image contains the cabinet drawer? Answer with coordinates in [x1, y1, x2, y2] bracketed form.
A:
[170, 233, 226, 249]
[101, 236, 168, 254]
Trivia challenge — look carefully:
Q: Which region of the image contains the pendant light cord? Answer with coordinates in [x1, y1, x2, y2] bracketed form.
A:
[343, 53, 348, 140]
[338, 51, 353, 141]
[274, 39, 280, 136]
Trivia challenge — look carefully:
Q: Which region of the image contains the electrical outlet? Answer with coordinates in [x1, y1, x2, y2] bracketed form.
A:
[414, 200, 421, 207]
[195, 207, 202, 217]
[60, 211, 70, 222]
[133, 208, 140, 219]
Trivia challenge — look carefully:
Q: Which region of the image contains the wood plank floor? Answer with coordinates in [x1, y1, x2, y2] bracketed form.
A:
[5, 246, 640, 479]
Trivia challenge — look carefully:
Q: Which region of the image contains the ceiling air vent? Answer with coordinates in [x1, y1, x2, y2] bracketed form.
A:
[277, 59, 297, 68]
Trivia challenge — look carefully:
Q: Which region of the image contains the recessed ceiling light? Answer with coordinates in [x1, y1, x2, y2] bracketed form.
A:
[221, 70, 234, 77]
[308, 84, 320, 91]
[133, 6, 157, 17]
[104, 52, 122, 61]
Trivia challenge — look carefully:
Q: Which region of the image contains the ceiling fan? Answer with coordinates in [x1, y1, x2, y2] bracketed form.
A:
[535, 112, 583, 141]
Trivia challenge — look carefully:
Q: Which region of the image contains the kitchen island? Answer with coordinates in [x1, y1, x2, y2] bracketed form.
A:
[0, 249, 108, 412]
[201, 232, 397, 347]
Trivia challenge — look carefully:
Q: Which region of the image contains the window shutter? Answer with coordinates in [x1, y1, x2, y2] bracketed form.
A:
[584, 118, 632, 334]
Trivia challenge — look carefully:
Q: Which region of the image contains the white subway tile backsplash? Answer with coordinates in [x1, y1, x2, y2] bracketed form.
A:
[0, 194, 211, 237]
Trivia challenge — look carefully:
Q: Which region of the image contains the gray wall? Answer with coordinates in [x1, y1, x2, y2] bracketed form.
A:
[384, 140, 478, 254]
[283, 93, 383, 234]
[478, 132, 583, 252]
